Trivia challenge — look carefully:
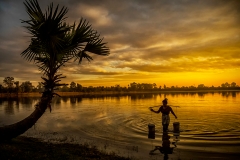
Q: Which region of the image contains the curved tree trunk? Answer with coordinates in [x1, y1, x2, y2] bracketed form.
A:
[0, 91, 53, 142]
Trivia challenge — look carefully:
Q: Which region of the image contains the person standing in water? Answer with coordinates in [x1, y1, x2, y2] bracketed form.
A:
[150, 98, 177, 132]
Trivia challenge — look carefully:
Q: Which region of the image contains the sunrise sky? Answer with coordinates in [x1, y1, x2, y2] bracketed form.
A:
[0, 0, 239, 88]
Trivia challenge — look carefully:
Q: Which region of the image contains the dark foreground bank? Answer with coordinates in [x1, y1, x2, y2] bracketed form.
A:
[0, 136, 131, 160]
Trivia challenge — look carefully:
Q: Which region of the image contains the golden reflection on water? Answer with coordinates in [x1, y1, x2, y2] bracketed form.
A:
[1, 91, 240, 159]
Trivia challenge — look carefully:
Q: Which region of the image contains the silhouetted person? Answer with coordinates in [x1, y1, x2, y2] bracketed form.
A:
[150, 98, 177, 132]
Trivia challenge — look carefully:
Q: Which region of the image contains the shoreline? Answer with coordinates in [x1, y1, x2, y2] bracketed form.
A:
[0, 89, 239, 98]
[1, 136, 240, 160]
[0, 136, 131, 160]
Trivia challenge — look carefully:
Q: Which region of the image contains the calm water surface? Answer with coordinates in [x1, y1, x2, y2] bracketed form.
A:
[1, 91, 240, 160]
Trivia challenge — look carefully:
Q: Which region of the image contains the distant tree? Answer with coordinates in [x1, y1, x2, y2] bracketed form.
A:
[224, 82, 230, 88]
[0, 0, 109, 141]
[181, 86, 187, 89]
[70, 82, 76, 92]
[231, 82, 236, 88]
[153, 83, 157, 89]
[221, 83, 226, 88]
[159, 85, 162, 90]
[197, 84, 205, 88]
[20, 81, 34, 92]
[145, 83, 153, 90]
[31, 85, 38, 92]
[14, 81, 20, 94]
[88, 86, 94, 92]
[115, 84, 121, 92]
[76, 83, 82, 92]
[0, 84, 4, 93]
[37, 82, 43, 92]
[130, 82, 137, 91]
[61, 84, 69, 92]
[3, 77, 14, 92]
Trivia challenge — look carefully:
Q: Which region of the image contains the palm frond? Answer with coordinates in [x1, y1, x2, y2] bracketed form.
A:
[84, 36, 110, 56]
[76, 51, 93, 63]
[21, 0, 110, 92]
[23, 0, 45, 23]
[67, 18, 110, 63]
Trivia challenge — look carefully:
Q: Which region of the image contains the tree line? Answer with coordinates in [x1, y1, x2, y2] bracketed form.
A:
[0, 77, 239, 94]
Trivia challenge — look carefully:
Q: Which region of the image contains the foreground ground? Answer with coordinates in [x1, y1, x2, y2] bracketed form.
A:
[0, 136, 131, 160]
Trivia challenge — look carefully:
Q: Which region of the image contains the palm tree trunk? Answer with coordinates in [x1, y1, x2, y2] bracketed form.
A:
[0, 91, 53, 142]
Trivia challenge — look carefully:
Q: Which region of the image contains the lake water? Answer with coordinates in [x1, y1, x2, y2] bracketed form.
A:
[1, 91, 240, 160]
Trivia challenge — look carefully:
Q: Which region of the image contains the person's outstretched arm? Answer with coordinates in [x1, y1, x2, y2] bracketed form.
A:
[170, 108, 177, 119]
[151, 106, 162, 113]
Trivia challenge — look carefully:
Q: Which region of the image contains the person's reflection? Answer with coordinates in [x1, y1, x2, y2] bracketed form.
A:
[150, 131, 179, 160]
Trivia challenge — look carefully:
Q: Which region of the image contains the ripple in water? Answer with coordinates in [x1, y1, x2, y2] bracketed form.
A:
[1, 92, 240, 159]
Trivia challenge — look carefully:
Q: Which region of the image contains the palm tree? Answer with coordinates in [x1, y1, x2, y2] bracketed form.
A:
[0, 0, 109, 141]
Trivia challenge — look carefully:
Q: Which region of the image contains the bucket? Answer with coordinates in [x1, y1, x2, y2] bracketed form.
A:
[148, 123, 155, 139]
[173, 122, 180, 133]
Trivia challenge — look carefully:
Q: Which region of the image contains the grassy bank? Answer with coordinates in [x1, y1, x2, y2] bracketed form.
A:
[0, 136, 131, 160]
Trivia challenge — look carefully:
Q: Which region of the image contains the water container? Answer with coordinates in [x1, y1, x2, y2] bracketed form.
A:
[148, 123, 155, 139]
[173, 122, 180, 133]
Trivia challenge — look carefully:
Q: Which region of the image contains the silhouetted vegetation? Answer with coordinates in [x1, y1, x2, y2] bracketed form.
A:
[1, 77, 239, 95]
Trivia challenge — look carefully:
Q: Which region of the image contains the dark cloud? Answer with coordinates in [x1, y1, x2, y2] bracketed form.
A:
[0, 0, 239, 86]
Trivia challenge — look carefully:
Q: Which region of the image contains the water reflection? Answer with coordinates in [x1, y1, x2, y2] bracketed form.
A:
[220, 91, 237, 98]
[70, 97, 76, 104]
[149, 131, 180, 160]
[231, 91, 236, 97]
[0, 91, 239, 116]
[55, 97, 61, 104]
[19, 97, 38, 106]
[1, 98, 20, 115]
[69, 97, 82, 107]
[1, 97, 38, 116]
[51, 97, 83, 108]
[130, 93, 158, 100]
[40, 91, 240, 102]
[197, 92, 205, 97]
[5, 100, 15, 115]
[62, 97, 68, 103]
